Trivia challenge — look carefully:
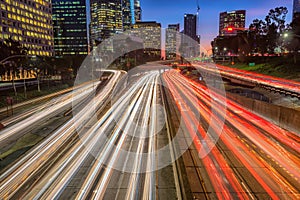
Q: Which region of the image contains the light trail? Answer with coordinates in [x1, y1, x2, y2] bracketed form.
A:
[163, 70, 300, 199]
[0, 70, 121, 199]
[0, 83, 97, 144]
[194, 62, 300, 95]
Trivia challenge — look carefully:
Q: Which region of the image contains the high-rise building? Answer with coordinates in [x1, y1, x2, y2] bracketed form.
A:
[166, 24, 180, 59]
[134, 0, 141, 23]
[294, 0, 300, 13]
[293, 0, 300, 20]
[0, 0, 54, 56]
[184, 14, 199, 43]
[219, 10, 246, 36]
[52, 0, 89, 56]
[90, 0, 123, 47]
[122, 0, 141, 31]
[131, 21, 161, 57]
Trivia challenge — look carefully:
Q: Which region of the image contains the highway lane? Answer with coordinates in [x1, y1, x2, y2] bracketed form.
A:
[14, 69, 182, 200]
[163, 70, 300, 199]
[0, 83, 97, 145]
[193, 62, 300, 95]
[26, 72, 154, 199]
[0, 81, 96, 122]
[0, 70, 121, 199]
[0, 83, 96, 128]
[3, 64, 297, 199]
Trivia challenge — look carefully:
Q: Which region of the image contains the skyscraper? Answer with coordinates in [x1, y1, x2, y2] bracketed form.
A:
[90, 0, 123, 47]
[131, 21, 161, 57]
[294, 0, 300, 13]
[52, 0, 89, 56]
[166, 24, 180, 59]
[184, 14, 199, 43]
[219, 10, 246, 36]
[122, 0, 141, 31]
[293, 0, 300, 20]
[0, 0, 54, 56]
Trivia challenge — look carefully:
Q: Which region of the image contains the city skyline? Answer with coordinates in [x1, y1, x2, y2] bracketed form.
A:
[141, 0, 293, 50]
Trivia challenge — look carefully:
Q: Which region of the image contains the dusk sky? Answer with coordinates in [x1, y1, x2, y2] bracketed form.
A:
[141, 0, 293, 50]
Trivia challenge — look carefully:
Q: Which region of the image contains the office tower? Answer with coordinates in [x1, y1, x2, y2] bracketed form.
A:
[166, 24, 180, 59]
[134, 0, 141, 23]
[184, 14, 199, 43]
[0, 0, 54, 56]
[219, 10, 246, 36]
[293, 0, 300, 20]
[90, 0, 123, 47]
[52, 0, 89, 56]
[131, 21, 161, 57]
[122, 0, 141, 31]
[294, 0, 300, 13]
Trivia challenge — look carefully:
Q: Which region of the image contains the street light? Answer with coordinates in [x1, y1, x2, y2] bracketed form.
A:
[283, 33, 300, 38]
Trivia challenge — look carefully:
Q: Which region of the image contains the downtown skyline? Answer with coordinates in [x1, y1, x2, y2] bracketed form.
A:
[141, 0, 294, 50]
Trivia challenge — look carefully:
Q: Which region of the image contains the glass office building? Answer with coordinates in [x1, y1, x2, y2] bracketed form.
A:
[0, 0, 54, 56]
[52, 0, 89, 56]
[90, 0, 122, 47]
[219, 10, 246, 36]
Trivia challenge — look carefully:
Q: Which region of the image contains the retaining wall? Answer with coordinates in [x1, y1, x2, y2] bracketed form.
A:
[229, 94, 300, 134]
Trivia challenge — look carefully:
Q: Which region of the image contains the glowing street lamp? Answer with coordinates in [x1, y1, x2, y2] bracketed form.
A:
[283, 33, 300, 38]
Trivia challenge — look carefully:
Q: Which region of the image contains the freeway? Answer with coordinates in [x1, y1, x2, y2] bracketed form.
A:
[194, 62, 300, 96]
[0, 70, 121, 199]
[163, 69, 300, 199]
[0, 68, 183, 199]
[1, 64, 299, 199]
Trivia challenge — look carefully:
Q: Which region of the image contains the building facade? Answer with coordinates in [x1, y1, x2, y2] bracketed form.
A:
[293, 0, 300, 20]
[90, 0, 122, 47]
[184, 14, 199, 43]
[131, 21, 161, 57]
[219, 10, 246, 36]
[0, 0, 54, 56]
[294, 0, 300, 13]
[166, 23, 180, 59]
[122, 0, 141, 31]
[52, 0, 89, 56]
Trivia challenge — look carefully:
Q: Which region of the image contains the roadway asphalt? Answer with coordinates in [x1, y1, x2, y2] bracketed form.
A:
[163, 69, 300, 199]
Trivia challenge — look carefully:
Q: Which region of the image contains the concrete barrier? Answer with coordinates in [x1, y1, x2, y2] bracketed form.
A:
[229, 94, 300, 134]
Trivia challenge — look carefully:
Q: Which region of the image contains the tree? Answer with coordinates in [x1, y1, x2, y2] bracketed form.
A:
[284, 14, 300, 63]
[249, 19, 268, 54]
[0, 38, 28, 96]
[265, 7, 288, 53]
[248, 7, 288, 54]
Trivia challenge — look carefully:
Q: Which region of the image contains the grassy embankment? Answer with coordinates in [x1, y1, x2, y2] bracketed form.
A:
[222, 56, 300, 80]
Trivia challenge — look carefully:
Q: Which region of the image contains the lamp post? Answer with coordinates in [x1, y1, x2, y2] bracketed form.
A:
[283, 33, 300, 64]
[283, 33, 300, 38]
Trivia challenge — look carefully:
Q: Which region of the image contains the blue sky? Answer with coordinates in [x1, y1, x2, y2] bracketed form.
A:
[141, 0, 293, 49]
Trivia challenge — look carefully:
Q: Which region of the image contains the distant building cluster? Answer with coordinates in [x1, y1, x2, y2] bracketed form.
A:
[0, 0, 143, 57]
[0, 0, 204, 60]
